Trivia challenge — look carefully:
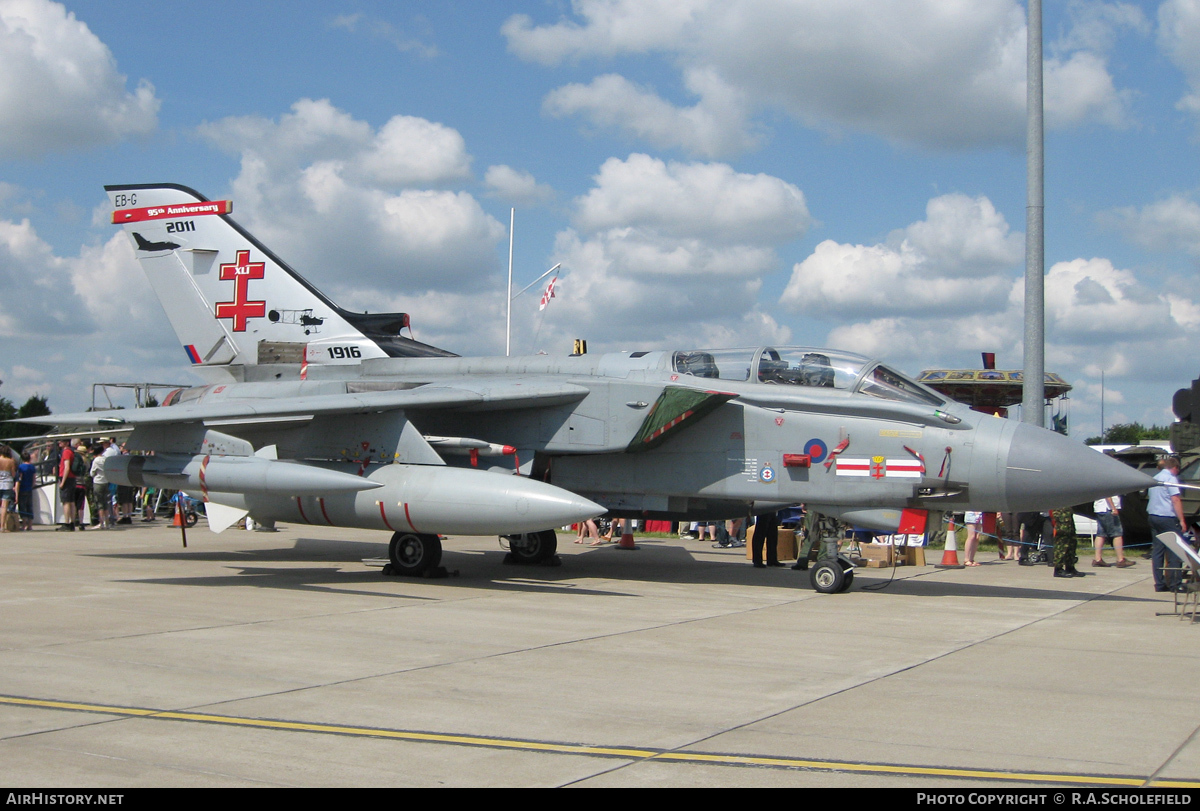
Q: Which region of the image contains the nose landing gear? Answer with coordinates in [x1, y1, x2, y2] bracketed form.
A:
[809, 556, 855, 593]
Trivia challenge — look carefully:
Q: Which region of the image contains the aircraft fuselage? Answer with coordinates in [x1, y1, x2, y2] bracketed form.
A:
[140, 345, 1147, 531]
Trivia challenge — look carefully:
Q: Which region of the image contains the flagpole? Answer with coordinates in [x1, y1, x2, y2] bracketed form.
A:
[506, 208, 514, 357]
[513, 263, 561, 299]
[1021, 0, 1045, 426]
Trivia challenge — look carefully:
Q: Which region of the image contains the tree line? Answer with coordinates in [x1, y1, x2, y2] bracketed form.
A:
[1083, 422, 1170, 446]
[0, 395, 52, 450]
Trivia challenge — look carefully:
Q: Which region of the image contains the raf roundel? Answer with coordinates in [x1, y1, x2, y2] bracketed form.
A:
[803, 438, 828, 464]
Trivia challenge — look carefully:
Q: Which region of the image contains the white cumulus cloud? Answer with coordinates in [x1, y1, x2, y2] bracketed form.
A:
[574, 153, 809, 242]
[1103, 194, 1200, 255]
[0, 218, 193, 409]
[543, 69, 758, 157]
[197, 99, 504, 298]
[0, 0, 159, 159]
[508, 153, 806, 353]
[780, 194, 1021, 317]
[1030, 257, 1174, 342]
[506, 0, 1138, 153]
[484, 165, 555, 205]
[1159, 0, 1200, 116]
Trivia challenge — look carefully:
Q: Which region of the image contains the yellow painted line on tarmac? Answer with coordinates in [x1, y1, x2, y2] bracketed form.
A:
[3, 694, 1197, 788]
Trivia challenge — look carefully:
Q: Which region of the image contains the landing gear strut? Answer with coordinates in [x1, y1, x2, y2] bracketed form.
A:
[803, 510, 856, 593]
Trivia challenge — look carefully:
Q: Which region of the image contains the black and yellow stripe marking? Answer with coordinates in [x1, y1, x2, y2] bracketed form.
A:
[2, 694, 1196, 787]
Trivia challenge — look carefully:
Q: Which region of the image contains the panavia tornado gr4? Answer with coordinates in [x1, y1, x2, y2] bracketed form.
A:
[19, 184, 1153, 580]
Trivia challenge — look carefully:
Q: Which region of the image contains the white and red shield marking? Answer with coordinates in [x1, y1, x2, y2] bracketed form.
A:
[838, 457, 924, 479]
[870, 456, 886, 479]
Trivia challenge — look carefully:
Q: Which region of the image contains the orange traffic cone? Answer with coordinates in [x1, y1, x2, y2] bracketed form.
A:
[616, 519, 638, 551]
[937, 516, 964, 568]
[172, 504, 183, 527]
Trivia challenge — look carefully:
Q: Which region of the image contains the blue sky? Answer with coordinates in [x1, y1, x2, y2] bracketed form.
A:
[2, 0, 1199, 439]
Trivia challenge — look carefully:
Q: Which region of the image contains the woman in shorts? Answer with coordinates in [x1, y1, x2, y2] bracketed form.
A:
[0, 445, 16, 531]
[963, 511, 984, 566]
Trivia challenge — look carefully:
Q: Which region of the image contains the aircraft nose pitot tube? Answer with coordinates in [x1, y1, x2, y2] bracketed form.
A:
[1000, 422, 1154, 513]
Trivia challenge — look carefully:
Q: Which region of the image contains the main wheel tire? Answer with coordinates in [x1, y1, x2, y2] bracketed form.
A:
[810, 560, 845, 594]
[388, 532, 442, 576]
[836, 570, 854, 592]
[507, 529, 558, 564]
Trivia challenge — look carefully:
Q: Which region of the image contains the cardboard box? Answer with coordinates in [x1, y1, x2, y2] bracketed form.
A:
[745, 528, 798, 561]
[778, 528, 797, 561]
[858, 544, 894, 565]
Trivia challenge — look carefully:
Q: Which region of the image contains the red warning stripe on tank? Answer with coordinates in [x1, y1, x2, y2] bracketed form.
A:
[378, 502, 396, 532]
[295, 497, 311, 524]
[318, 498, 334, 525]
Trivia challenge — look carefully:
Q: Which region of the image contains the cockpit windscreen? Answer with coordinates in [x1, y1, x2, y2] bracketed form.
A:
[673, 346, 946, 407]
[672, 349, 755, 381]
[858, 364, 945, 406]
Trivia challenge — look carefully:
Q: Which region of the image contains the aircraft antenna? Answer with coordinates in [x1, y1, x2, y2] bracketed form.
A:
[506, 208, 515, 357]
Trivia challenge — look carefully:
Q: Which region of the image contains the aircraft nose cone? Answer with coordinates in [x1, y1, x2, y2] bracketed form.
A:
[525, 490, 605, 526]
[1003, 423, 1155, 513]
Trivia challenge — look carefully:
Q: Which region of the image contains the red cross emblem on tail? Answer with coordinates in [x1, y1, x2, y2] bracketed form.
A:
[215, 250, 266, 332]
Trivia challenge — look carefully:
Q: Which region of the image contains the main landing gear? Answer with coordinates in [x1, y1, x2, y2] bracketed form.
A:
[502, 529, 560, 566]
[382, 529, 560, 576]
[385, 531, 442, 576]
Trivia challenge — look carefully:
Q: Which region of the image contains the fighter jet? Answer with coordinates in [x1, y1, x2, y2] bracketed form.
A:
[19, 184, 1153, 583]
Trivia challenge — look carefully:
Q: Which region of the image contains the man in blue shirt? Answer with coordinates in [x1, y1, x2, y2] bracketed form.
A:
[1147, 456, 1189, 592]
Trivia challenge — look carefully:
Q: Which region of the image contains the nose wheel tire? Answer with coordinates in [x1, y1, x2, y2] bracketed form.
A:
[388, 532, 442, 576]
[810, 558, 854, 593]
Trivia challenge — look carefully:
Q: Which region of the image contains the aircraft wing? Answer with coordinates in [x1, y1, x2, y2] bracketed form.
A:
[14, 380, 590, 429]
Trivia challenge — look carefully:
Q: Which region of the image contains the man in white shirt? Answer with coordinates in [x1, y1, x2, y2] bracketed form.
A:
[1092, 495, 1134, 568]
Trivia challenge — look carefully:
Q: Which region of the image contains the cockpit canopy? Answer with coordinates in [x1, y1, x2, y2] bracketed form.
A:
[671, 347, 944, 407]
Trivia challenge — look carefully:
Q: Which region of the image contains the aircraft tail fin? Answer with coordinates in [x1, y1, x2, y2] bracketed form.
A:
[106, 183, 456, 373]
